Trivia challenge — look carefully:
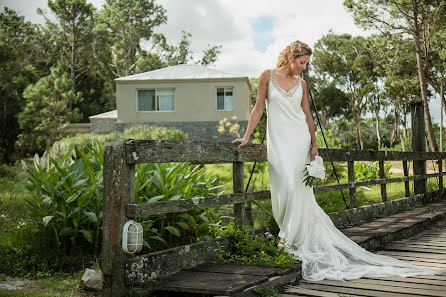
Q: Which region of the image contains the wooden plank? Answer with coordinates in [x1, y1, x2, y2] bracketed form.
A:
[299, 279, 445, 297]
[439, 160, 443, 189]
[348, 160, 356, 208]
[233, 161, 245, 225]
[379, 160, 387, 202]
[317, 278, 446, 292]
[403, 160, 411, 197]
[124, 140, 446, 164]
[385, 243, 446, 251]
[126, 190, 270, 217]
[126, 239, 229, 285]
[282, 287, 351, 297]
[383, 246, 446, 254]
[364, 276, 446, 286]
[291, 283, 428, 297]
[102, 139, 135, 297]
[154, 271, 269, 295]
[187, 262, 292, 277]
[377, 251, 446, 261]
[377, 251, 446, 264]
[314, 172, 446, 193]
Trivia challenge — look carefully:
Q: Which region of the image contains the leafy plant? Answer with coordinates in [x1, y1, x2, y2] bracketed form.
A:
[349, 161, 391, 181]
[135, 162, 231, 251]
[22, 141, 104, 256]
[212, 222, 298, 268]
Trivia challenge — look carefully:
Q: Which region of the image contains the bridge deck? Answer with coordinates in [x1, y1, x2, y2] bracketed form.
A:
[145, 199, 446, 296]
[284, 218, 446, 297]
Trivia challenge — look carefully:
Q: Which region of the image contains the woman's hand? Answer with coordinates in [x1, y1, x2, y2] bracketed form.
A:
[232, 136, 249, 149]
[310, 146, 319, 161]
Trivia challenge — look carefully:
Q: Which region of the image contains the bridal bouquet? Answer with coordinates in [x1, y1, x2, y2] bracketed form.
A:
[302, 155, 326, 187]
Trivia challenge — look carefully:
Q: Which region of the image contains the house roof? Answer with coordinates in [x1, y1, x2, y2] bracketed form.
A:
[115, 64, 250, 83]
[88, 110, 117, 119]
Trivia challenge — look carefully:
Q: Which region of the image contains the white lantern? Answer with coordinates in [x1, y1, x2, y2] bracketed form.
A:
[122, 220, 143, 254]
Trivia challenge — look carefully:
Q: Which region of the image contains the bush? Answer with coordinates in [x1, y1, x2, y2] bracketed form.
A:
[212, 222, 298, 268]
[348, 161, 392, 181]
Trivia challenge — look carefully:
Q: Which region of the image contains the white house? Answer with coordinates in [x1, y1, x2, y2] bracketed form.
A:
[89, 64, 252, 142]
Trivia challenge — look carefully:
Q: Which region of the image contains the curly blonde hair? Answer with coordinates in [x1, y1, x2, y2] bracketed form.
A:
[276, 40, 312, 67]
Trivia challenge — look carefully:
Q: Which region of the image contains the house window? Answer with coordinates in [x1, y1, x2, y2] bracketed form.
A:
[217, 87, 234, 111]
[137, 89, 175, 111]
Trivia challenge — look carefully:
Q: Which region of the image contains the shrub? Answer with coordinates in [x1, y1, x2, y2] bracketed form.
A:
[348, 161, 392, 181]
[212, 222, 298, 268]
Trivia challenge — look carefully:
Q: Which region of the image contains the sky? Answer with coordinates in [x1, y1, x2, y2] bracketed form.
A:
[0, 0, 442, 123]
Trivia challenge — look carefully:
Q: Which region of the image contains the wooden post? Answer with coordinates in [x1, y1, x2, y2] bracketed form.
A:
[402, 160, 410, 197]
[439, 160, 443, 189]
[411, 101, 427, 194]
[233, 161, 245, 225]
[102, 139, 135, 297]
[379, 161, 387, 202]
[348, 160, 357, 208]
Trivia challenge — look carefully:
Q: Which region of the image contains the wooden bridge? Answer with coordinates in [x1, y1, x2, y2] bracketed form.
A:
[101, 103, 446, 296]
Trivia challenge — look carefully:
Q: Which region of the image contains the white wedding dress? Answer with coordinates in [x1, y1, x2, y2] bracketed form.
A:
[265, 69, 446, 281]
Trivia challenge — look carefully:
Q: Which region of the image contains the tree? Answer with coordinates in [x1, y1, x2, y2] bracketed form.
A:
[312, 82, 351, 129]
[16, 64, 82, 154]
[313, 32, 375, 149]
[344, 0, 446, 152]
[97, 0, 167, 77]
[152, 31, 222, 67]
[45, 0, 95, 110]
[0, 7, 40, 164]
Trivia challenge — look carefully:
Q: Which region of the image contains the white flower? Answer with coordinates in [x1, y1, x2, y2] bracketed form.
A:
[302, 155, 326, 187]
[306, 155, 325, 180]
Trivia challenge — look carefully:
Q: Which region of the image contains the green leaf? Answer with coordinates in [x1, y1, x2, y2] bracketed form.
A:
[80, 229, 92, 243]
[149, 235, 167, 244]
[148, 195, 164, 203]
[42, 215, 54, 226]
[175, 221, 189, 230]
[59, 226, 73, 237]
[83, 211, 97, 223]
[165, 225, 180, 237]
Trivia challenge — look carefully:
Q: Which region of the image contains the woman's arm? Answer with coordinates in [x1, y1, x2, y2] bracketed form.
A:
[300, 79, 319, 160]
[232, 70, 269, 148]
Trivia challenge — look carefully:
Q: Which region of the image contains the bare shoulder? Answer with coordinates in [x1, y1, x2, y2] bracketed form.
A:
[259, 69, 271, 83]
[300, 78, 307, 91]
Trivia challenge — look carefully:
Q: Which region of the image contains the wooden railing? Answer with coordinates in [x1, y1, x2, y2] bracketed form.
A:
[102, 138, 446, 296]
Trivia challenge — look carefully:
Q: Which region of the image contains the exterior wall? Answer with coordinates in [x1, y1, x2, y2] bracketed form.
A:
[90, 119, 117, 134]
[115, 120, 249, 142]
[116, 79, 250, 123]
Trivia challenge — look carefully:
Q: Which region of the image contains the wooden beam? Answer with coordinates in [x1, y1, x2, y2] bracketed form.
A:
[348, 161, 356, 208]
[379, 161, 387, 202]
[102, 139, 135, 297]
[233, 161, 245, 225]
[123, 139, 446, 164]
[403, 160, 410, 197]
[126, 191, 271, 218]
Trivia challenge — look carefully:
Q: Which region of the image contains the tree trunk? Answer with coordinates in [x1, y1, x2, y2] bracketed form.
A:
[374, 100, 381, 149]
[412, 0, 438, 152]
[390, 109, 399, 148]
[355, 107, 363, 149]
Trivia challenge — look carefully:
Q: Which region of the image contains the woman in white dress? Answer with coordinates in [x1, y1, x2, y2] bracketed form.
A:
[231, 40, 446, 281]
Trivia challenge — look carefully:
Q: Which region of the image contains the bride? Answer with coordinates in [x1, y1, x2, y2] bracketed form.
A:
[231, 40, 446, 281]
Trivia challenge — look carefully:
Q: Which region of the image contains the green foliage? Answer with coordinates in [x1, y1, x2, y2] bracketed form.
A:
[212, 222, 298, 268]
[52, 124, 188, 156]
[134, 162, 231, 251]
[16, 63, 83, 154]
[254, 286, 281, 297]
[350, 161, 392, 181]
[22, 142, 104, 256]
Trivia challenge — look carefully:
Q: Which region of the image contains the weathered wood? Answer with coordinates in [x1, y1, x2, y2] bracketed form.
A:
[126, 191, 270, 218]
[314, 171, 446, 194]
[412, 101, 427, 195]
[403, 160, 411, 197]
[439, 160, 443, 189]
[125, 139, 267, 164]
[379, 161, 387, 202]
[233, 161, 245, 225]
[123, 139, 446, 164]
[102, 139, 135, 297]
[126, 238, 229, 285]
[348, 161, 356, 208]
